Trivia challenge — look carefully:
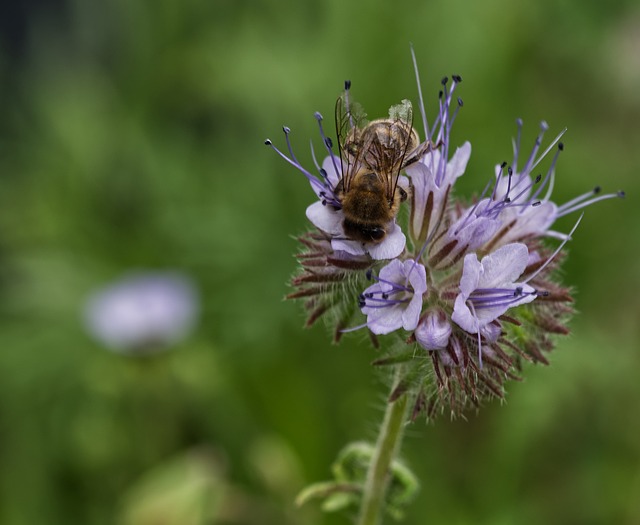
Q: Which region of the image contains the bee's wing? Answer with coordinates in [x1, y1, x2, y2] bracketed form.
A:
[367, 107, 414, 202]
[335, 90, 367, 194]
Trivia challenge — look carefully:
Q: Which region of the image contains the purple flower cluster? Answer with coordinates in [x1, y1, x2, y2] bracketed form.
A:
[267, 53, 623, 417]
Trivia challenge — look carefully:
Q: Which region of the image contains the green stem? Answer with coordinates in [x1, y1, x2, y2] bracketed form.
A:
[357, 374, 410, 525]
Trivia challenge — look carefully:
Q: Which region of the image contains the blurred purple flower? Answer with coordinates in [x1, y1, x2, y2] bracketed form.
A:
[84, 272, 199, 353]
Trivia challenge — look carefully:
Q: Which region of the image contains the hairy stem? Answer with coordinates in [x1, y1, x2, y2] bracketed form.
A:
[357, 373, 410, 525]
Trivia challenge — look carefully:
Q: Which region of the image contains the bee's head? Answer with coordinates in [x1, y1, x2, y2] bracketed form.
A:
[343, 218, 386, 243]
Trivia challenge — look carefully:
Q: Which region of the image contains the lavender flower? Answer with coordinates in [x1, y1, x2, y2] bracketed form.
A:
[451, 243, 537, 334]
[84, 271, 199, 354]
[268, 51, 624, 418]
[360, 259, 427, 335]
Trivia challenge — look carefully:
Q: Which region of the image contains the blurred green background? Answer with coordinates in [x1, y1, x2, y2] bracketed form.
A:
[0, 1, 638, 524]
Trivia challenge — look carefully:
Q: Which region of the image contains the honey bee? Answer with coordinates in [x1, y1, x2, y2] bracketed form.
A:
[334, 83, 432, 243]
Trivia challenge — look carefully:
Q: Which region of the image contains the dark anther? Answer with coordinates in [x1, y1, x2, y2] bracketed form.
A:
[314, 112, 323, 121]
[365, 292, 374, 299]
[558, 142, 564, 151]
[516, 118, 523, 126]
[441, 76, 449, 85]
[345, 80, 351, 90]
[501, 161, 508, 169]
[319, 168, 328, 179]
[382, 293, 389, 300]
[321, 200, 327, 206]
[534, 174, 542, 183]
[618, 190, 626, 198]
[438, 90, 443, 99]
[325, 137, 333, 148]
[358, 298, 365, 307]
[365, 269, 373, 280]
[283, 126, 290, 134]
[264, 139, 272, 145]
[514, 287, 523, 296]
[504, 197, 511, 203]
[532, 201, 542, 207]
[593, 186, 601, 194]
[452, 74, 462, 83]
[508, 167, 513, 176]
[319, 191, 326, 197]
[457, 97, 464, 107]
[539, 291, 550, 297]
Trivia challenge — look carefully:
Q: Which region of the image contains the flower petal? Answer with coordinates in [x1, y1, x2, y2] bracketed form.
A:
[498, 202, 558, 245]
[378, 258, 405, 283]
[451, 293, 477, 333]
[477, 243, 529, 289]
[474, 283, 536, 327]
[448, 207, 502, 251]
[402, 295, 423, 331]
[459, 253, 481, 298]
[403, 259, 428, 296]
[306, 202, 343, 236]
[366, 305, 405, 335]
[444, 141, 471, 184]
[365, 224, 406, 260]
[406, 162, 437, 239]
[321, 155, 342, 189]
[331, 238, 367, 256]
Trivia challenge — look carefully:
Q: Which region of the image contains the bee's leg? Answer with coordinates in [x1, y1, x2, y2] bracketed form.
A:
[401, 139, 442, 168]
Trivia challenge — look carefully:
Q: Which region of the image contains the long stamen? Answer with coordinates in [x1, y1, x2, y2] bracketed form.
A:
[282, 126, 298, 163]
[531, 142, 564, 202]
[520, 121, 549, 175]
[529, 143, 562, 203]
[449, 92, 463, 129]
[373, 276, 412, 294]
[504, 166, 513, 200]
[512, 118, 523, 171]
[523, 213, 584, 284]
[558, 186, 602, 213]
[309, 140, 322, 172]
[410, 44, 430, 141]
[557, 188, 625, 217]
[264, 139, 325, 194]
[471, 287, 528, 295]
[490, 162, 508, 201]
[454, 179, 494, 234]
[509, 174, 542, 209]
[340, 322, 369, 333]
[529, 128, 567, 173]
[361, 298, 410, 308]
[314, 112, 342, 180]
[471, 290, 538, 309]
